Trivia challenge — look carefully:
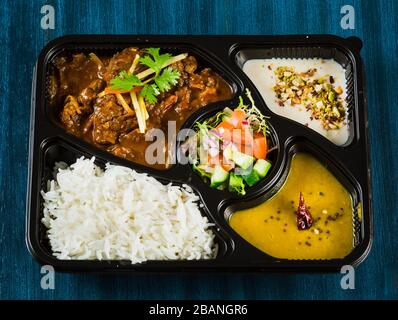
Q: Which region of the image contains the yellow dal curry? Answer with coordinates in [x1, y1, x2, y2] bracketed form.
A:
[229, 153, 353, 259]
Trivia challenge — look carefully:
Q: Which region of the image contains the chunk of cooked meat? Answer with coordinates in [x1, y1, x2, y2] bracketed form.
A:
[91, 95, 138, 145]
[147, 94, 179, 122]
[60, 79, 106, 133]
[170, 56, 198, 86]
[188, 74, 206, 90]
[146, 57, 226, 116]
[197, 69, 221, 104]
[199, 68, 217, 86]
[183, 56, 198, 74]
[174, 68, 221, 113]
[60, 95, 92, 133]
[103, 47, 143, 83]
[78, 79, 106, 106]
[174, 87, 192, 113]
[107, 128, 143, 159]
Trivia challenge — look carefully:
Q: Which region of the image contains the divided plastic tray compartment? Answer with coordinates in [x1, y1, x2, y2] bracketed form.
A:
[233, 45, 356, 146]
[26, 35, 372, 272]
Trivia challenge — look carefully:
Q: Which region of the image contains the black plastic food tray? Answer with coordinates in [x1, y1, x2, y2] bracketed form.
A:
[26, 35, 372, 272]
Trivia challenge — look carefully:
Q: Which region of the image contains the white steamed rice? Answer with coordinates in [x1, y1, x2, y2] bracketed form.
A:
[41, 157, 217, 263]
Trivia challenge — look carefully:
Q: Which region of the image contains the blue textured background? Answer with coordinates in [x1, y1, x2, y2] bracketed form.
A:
[0, 0, 397, 300]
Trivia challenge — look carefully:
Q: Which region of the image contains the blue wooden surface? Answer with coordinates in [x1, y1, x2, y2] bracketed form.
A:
[0, 0, 397, 300]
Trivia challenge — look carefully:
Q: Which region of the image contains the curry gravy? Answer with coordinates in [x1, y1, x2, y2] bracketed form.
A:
[52, 50, 233, 170]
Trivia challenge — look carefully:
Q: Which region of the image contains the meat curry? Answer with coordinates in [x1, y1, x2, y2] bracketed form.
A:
[49, 47, 233, 169]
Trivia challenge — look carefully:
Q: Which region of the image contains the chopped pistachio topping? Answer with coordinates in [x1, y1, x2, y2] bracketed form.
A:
[272, 66, 346, 130]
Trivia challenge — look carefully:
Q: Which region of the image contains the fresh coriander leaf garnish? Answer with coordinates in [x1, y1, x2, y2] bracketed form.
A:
[140, 84, 160, 104]
[110, 70, 143, 92]
[155, 67, 180, 93]
[108, 48, 183, 104]
[139, 48, 172, 76]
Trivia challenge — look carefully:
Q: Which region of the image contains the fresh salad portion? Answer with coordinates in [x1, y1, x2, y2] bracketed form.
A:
[187, 89, 274, 195]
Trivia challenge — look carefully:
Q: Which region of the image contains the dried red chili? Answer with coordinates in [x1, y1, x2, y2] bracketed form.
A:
[297, 192, 313, 230]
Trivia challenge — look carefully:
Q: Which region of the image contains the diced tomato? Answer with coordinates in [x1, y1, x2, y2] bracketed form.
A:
[253, 133, 268, 159]
[216, 121, 234, 131]
[241, 126, 254, 145]
[232, 128, 253, 146]
[216, 121, 234, 140]
[225, 109, 247, 128]
[219, 127, 253, 146]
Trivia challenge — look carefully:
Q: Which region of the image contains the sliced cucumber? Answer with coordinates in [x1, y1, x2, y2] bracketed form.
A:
[193, 164, 211, 179]
[231, 150, 255, 170]
[253, 159, 272, 178]
[243, 170, 261, 187]
[210, 165, 229, 188]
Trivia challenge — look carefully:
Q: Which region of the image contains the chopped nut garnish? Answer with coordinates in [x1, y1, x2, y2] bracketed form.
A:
[272, 66, 346, 130]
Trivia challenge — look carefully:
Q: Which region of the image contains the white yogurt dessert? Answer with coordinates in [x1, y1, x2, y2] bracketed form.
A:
[243, 58, 349, 145]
